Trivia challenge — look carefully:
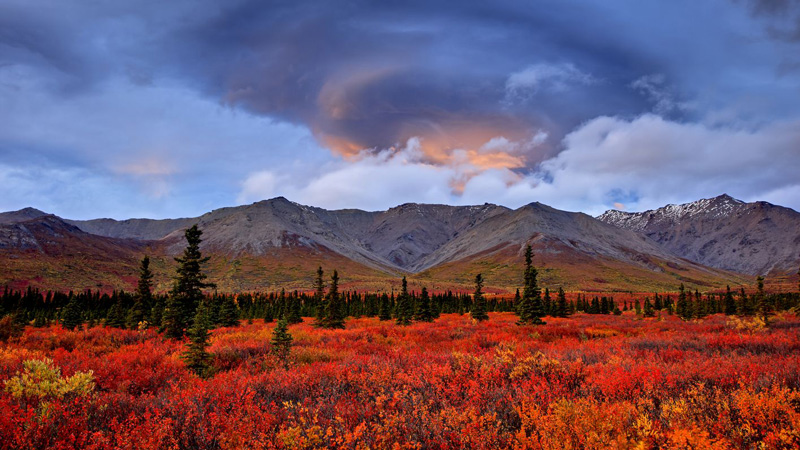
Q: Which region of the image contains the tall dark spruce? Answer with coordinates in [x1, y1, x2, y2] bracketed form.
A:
[378, 293, 392, 321]
[271, 319, 293, 369]
[415, 287, 434, 322]
[286, 293, 303, 325]
[676, 283, 691, 320]
[60, 295, 82, 331]
[395, 277, 413, 326]
[724, 285, 736, 316]
[470, 273, 489, 322]
[517, 245, 545, 325]
[182, 299, 212, 377]
[555, 287, 569, 318]
[126, 255, 153, 329]
[322, 270, 345, 329]
[163, 225, 214, 338]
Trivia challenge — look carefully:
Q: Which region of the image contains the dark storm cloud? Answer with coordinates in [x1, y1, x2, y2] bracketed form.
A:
[153, 0, 657, 162]
[2, 0, 800, 217]
[0, 1, 159, 90]
[3, 0, 778, 162]
[0, 0, 627, 167]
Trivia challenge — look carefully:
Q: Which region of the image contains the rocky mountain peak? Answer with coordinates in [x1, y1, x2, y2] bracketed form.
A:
[597, 194, 800, 275]
[0, 207, 49, 224]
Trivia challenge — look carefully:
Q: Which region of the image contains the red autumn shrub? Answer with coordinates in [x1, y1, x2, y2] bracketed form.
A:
[0, 312, 799, 448]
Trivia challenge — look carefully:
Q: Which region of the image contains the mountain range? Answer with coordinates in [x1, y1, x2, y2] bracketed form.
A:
[597, 194, 800, 276]
[1, 194, 796, 293]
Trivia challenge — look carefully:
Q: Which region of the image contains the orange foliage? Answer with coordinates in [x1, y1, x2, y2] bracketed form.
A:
[1, 312, 800, 448]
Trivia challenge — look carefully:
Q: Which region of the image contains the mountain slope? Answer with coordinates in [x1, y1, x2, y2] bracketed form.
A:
[0, 214, 150, 291]
[0, 207, 394, 292]
[0, 197, 761, 292]
[67, 216, 196, 241]
[354, 202, 509, 269]
[597, 194, 800, 276]
[414, 202, 747, 291]
[159, 198, 386, 267]
[0, 207, 48, 224]
[70, 198, 509, 273]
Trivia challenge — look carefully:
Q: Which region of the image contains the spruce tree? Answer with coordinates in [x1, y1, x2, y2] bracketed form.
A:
[517, 246, 533, 322]
[146, 295, 162, 329]
[470, 274, 489, 322]
[600, 297, 609, 315]
[271, 319, 293, 369]
[264, 304, 274, 323]
[286, 293, 303, 324]
[61, 295, 82, 331]
[694, 289, 705, 318]
[517, 245, 545, 325]
[737, 287, 749, 316]
[555, 287, 569, 318]
[643, 296, 655, 317]
[127, 255, 153, 329]
[676, 284, 690, 320]
[543, 288, 552, 317]
[432, 293, 441, 318]
[313, 267, 327, 327]
[276, 288, 287, 320]
[589, 297, 599, 314]
[414, 287, 434, 322]
[217, 295, 239, 327]
[378, 293, 392, 321]
[323, 270, 345, 329]
[164, 225, 213, 338]
[182, 300, 212, 378]
[460, 293, 471, 315]
[724, 285, 736, 315]
[106, 298, 126, 328]
[162, 294, 182, 335]
[395, 277, 413, 326]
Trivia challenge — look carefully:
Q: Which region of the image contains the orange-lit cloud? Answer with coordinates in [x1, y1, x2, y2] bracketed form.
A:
[316, 121, 541, 195]
[311, 64, 545, 185]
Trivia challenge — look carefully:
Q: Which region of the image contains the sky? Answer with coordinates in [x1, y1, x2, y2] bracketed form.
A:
[1, 0, 799, 219]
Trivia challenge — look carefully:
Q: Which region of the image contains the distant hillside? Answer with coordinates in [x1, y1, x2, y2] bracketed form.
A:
[0, 215, 149, 291]
[0, 196, 761, 292]
[598, 194, 800, 276]
[415, 202, 748, 291]
[0, 207, 48, 224]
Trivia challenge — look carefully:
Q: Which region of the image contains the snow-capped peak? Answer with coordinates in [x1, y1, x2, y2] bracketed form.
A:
[598, 194, 745, 230]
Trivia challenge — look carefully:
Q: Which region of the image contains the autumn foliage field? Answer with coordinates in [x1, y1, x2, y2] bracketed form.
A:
[1, 310, 799, 449]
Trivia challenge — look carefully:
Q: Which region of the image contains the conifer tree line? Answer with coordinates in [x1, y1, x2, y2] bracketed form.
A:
[572, 293, 621, 316]
[2, 230, 799, 336]
[7, 277, 793, 333]
[666, 277, 794, 323]
[0, 280, 525, 331]
[0, 269, 517, 333]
